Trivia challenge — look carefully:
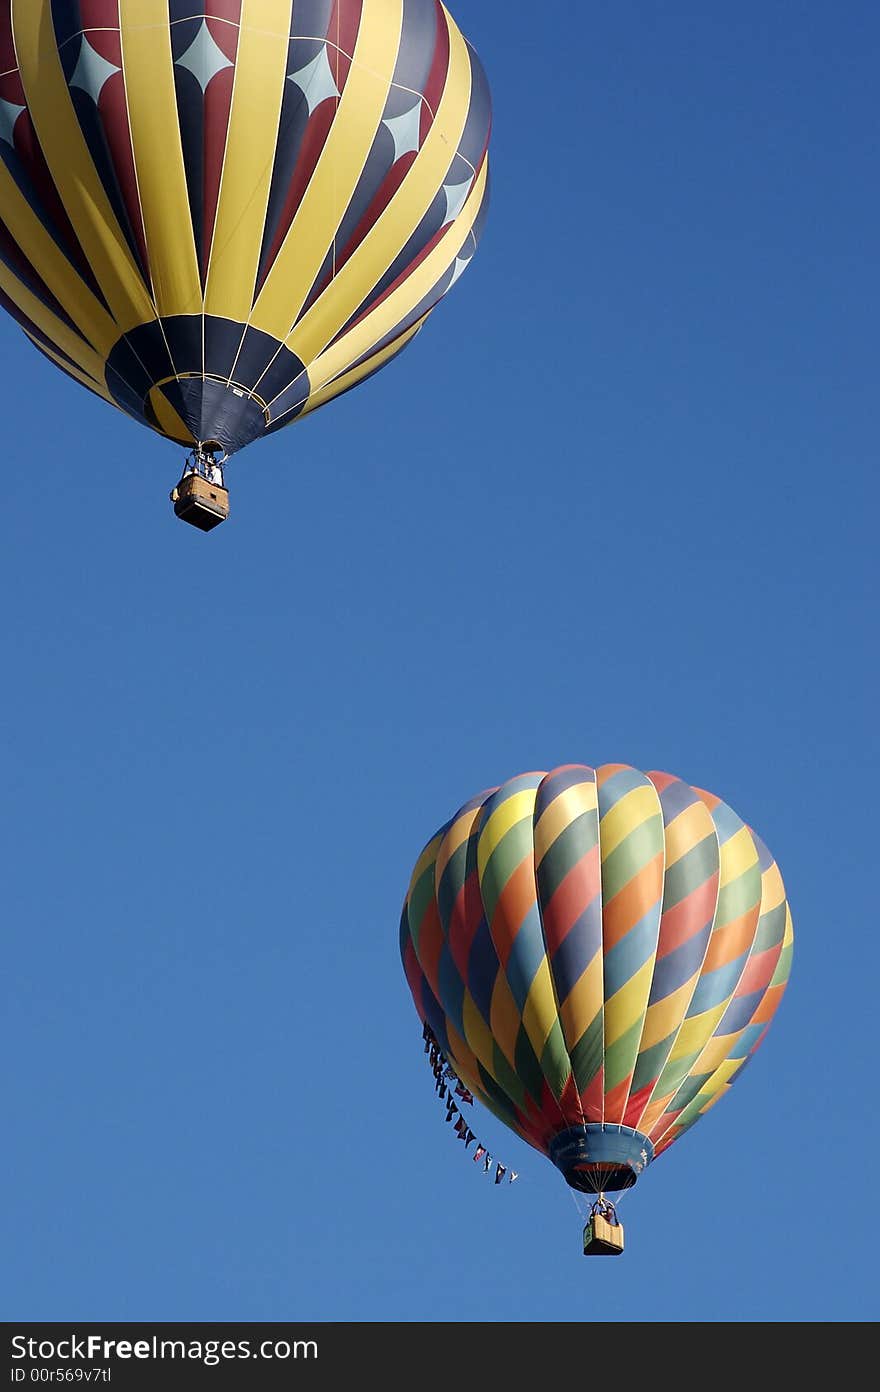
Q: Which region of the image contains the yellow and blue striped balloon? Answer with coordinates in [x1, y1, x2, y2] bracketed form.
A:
[0, 1, 490, 457]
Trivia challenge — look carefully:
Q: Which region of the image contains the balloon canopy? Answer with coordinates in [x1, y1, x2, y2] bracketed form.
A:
[0, 0, 490, 456]
[400, 764, 794, 1198]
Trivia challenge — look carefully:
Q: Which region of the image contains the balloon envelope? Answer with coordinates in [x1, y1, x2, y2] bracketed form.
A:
[0, 0, 490, 456]
[400, 764, 794, 1193]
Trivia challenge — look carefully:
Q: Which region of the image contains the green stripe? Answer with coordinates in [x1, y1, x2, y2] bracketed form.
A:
[667, 1070, 714, 1118]
[654, 1048, 701, 1100]
[407, 862, 437, 955]
[536, 811, 598, 902]
[601, 815, 664, 902]
[631, 1032, 676, 1094]
[570, 1012, 604, 1094]
[514, 1026, 547, 1108]
[604, 1016, 644, 1093]
[477, 1061, 527, 1129]
[436, 840, 469, 934]
[754, 901, 786, 952]
[490, 1044, 528, 1112]
[479, 818, 533, 926]
[714, 862, 762, 928]
[771, 938, 794, 987]
[539, 1019, 572, 1100]
[662, 834, 719, 910]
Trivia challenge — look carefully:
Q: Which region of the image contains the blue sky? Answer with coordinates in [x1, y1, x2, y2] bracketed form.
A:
[1, 2, 877, 1323]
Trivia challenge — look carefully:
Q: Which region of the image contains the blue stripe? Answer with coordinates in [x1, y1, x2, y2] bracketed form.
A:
[604, 905, 660, 997]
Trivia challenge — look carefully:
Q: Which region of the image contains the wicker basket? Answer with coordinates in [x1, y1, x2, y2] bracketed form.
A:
[583, 1213, 625, 1255]
[171, 472, 229, 531]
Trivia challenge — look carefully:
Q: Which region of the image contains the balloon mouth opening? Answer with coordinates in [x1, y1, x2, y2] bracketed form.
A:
[549, 1125, 654, 1194]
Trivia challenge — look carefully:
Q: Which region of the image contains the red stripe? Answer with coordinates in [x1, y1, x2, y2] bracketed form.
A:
[420, 1, 450, 143]
[623, 1081, 655, 1129]
[0, 2, 14, 73]
[81, 0, 120, 25]
[11, 117, 100, 296]
[579, 1069, 605, 1123]
[415, 898, 444, 1003]
[736, 941, 782, 996]
[100, 72, 150, 279]
[656, 874, 719, 958]
[202, 64, 237, 278]
[257, 100, 337, 294]
[0, 220, 75, 326]
[541, 846, 601, 956]
[328, 0, 364, 88]
[604, 1076, 632, 1123]
[647, 770, 678, 794]
[318, 150, 417, 291]
[536, 1072, 583, 1133]
[447, 865, 482, 983]
[205, 0, 243, 27]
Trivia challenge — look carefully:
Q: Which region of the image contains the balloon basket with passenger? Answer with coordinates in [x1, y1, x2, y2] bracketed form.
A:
[170, 446, 229, 532]
[582, 1197, 624, 1256]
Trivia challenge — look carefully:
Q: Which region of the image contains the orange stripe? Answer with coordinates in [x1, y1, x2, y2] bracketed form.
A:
[543, 844, 600, 940]
[703, 905, 760, 972]
[602, 851, 664, 949]
[657, 875, 719, 954]
[490, 856, 538, 966]
[416, 901, 444, 1000]
[750, 982, 787, 1026]
[604, 1076, 631, 1117]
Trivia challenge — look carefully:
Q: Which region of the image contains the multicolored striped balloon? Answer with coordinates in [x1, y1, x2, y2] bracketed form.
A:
[400, 764, 794, 1194]
[0, 1, 490, 457]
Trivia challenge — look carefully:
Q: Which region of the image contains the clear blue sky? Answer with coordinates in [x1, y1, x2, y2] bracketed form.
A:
[2, 2, 876, 1323]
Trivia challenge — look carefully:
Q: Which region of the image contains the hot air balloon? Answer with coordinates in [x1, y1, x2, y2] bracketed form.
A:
[0, 1, 490, 529]
[400, 764, 794, 1255]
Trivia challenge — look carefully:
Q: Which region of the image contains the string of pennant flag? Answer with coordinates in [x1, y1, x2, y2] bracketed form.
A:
[423, 1024, 519, 1186]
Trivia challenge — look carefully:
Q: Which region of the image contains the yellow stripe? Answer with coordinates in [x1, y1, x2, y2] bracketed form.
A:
[434, 803, 481, 889]
[533, 779, 598, 860]
[604, 958, 655, 1046]
[559, 955, 603, 1051]
[298, 315, 426, 417]
[520, 958, 557, 1056]
[489, 974, 521, 1067]
[639, 978, 698, 1051]
[462, 992, 501, 1084]
[669, 1003, 727, 1060]
[476, 785, 536, 879]
[691, 1032, 739, 1074]
[119, 0, 201, 318]
[0, 262, 107, 383]
[286, 16, 472, 367]
[760, 860, 785, 914]
[291, 158, 487, 392]
[24, 331, 116, 407]
[205, 0, 291, 322]
[147, 386, 196, 444]
[663, 800, 716, 868]
[718, 825, 759, 888]
[692, 1085, 728, 1115]
[407, 833, 443, 898]
[599, 783, 661, 858]
[13, 0, 155, 330]
[251, 0, 404, 342]
[0, 165, 117, 354]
